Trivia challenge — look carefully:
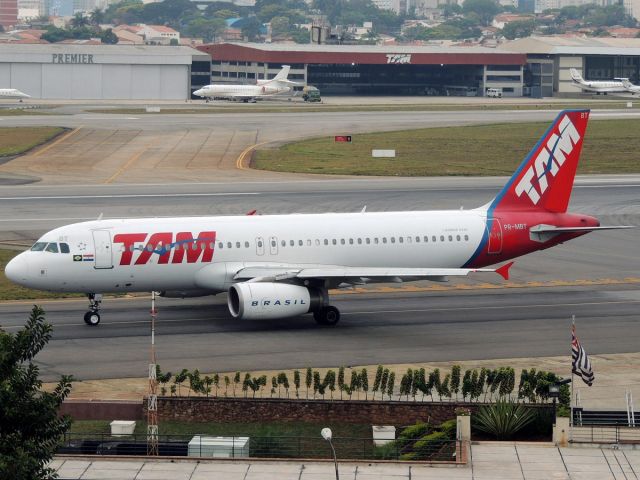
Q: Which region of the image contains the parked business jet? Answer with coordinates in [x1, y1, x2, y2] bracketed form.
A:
[0, 88, 30, 101]
[569, 68, 628, 94]
[193, 65, 297, 103]
[5, 110, 631, 326]
[622, 79, 640, 95]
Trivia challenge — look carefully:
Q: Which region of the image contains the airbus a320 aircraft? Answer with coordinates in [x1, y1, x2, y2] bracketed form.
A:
[5, 110, 631, 326]
[569, 68, 628, 94]
[193, 65, 297, 103]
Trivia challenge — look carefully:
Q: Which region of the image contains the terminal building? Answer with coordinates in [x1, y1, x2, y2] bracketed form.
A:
[197, 42, 527, 97]
[502, 36, 640, 97]
[0, 44, 210, 100]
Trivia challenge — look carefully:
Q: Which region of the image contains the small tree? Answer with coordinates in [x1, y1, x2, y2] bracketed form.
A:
[271, 376, 278, 398]
[462, 370, 473, 401]
[338, 367, 345, 399]
[224, 375, 230, 397]
[429, 369, 441, 402]
[156, 365, 172, 396]
[213, 373, 220, 397]
[450, 365, 461, 400]
[203, 375, 213, 397]
[361, 368, 369, 400]
[326, 370, 336, 399]
[233, 372, 241, 396]
[293, 370, 301, 398]
[386, 372, 396, 400]
[305, 367, 313, 399]
[0, 306, 73, 480]
[380, 368, 390, 398]
[349, 369, 359, 400]
[373, 365, 384, 399]
[242, 373, 251, 398]
[174, 369, 188, 396]
[313, 371, 321, 399]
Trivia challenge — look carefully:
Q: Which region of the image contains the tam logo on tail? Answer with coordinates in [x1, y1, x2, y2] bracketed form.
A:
[493, 109, 590, 214]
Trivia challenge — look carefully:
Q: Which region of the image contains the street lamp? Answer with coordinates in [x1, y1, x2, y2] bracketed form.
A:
[549, 383, 560, 420]
[321, 427, 339, 480]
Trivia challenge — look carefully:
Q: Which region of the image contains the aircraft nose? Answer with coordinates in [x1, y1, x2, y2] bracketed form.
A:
[5, 253, 29, 284]
[194, 89, 203, 97]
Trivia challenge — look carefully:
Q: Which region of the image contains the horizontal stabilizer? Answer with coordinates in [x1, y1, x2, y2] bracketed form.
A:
[530, 225, 635, 233]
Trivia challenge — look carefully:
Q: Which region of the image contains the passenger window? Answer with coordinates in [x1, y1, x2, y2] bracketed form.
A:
[332, 239, 337, 245]
[424, 236, 428, 242]
[192, 243, 198, 250]
[257, 240, 263, 247]
[448, 235, 453, 242]
[314, 239, 319, 246]
[416, 236, 421, 242]
[383, 238, 387, 244]
[464, 235, 469, 241]
[357, 238, 362, 244]
[45, 243, 59, 253]
[146, 244, 153, 252]
[227, 242, 232, 248]
[324, 239, 328, 245]
[291, 240, 295, 247]
[60, 243, 70, 253]
[400, 237, 404, 243]
[218, 242, 223, 249]
[390, 237, 395, 243]
[456, 235, 461, 241]
[30, 242, 47, 251]
[432, 236, 437, 242]
[281, 240, 286, 247]
[245, 241, 250, 248]
[236, 242, 241, 248]
[440, 235, 445, 242]
[374, 238, 379, 244]
[366, 238, 370, 244]
[349, 239, 354, 245]
[271, 240, 276, 247]
[340, 239, 345, 245]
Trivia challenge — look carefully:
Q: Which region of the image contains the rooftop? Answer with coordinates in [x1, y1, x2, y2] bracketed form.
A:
[502, 35, 640, 55]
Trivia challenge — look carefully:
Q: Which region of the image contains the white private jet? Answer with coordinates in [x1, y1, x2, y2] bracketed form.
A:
[622, 79, 640, 95]
[193, 65, 297, 103]
[0, 88, 30, 102]
[569, 68, 628, 94]
[5, 110, 632, 326]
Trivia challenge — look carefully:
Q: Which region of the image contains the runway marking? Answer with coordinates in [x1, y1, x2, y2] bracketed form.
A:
[2, 299, 639, 331]
[104, 147, 149, 184]
[0, 192, 260, 200]
[236, 141, 270, 170]
[29, 126, 83, 158]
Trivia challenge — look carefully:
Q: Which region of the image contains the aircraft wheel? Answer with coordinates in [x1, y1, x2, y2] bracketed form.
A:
[314, 306, 340, 326]
[84, 311, 101, 326]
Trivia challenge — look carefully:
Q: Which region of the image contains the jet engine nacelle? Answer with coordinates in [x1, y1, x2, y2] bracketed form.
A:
[227, 282, 326, 320]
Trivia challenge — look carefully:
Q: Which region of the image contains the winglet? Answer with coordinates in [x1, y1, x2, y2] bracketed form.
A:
[246, 209, 257, 216]
[496, 261, 514, 280]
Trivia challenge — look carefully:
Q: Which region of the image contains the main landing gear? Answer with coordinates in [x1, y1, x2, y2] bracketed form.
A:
[84, 293, 102, 326]
[313, 306, 340, 326]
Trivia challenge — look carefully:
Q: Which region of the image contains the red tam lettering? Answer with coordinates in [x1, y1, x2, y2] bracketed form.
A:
[171, 231, 216, 264]
[135, 232, 173, 265]
[113, 233, 147, 266]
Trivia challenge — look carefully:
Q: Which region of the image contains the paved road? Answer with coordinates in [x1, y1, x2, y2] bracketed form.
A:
[1, 286, 639, 381]
[2, 108, 640, 184]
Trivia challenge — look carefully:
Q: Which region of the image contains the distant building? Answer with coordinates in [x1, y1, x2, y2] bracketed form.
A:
[139, 24, 180, 45]
[0, 0, 19, 30]
[624, 0, 640, 21]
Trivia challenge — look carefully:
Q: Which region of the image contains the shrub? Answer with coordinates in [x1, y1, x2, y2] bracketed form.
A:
[438, 419, 457, 437]
[398, 422, 431, 441]
[411, 431, 449, 459]
[473, 399, 537, 440]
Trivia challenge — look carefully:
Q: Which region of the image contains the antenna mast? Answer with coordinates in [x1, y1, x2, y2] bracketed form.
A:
[147, 291, 159, 456]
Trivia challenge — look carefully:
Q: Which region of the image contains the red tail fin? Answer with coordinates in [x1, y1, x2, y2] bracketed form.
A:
[491, 110, 590, 213]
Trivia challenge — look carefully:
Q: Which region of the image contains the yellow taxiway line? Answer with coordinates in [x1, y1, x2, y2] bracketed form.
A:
[235, 141, 269, 170]
[30, 126, 83, 158]
[104, 147, 148, 184]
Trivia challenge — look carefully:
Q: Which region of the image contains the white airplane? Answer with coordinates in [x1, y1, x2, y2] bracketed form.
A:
[5, 110, 632, 327]
[569, 68, 628, 94]
[193, 65, 296, 103]
[622, 79, 640, 95]
[0, 88, 30, 102]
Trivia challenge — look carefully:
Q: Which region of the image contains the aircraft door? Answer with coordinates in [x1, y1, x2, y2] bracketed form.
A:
[92, 230, 113, 269]
[487, 218, 503, 254]
[256, 237, 264, 256]
[269, 236, 278, 255]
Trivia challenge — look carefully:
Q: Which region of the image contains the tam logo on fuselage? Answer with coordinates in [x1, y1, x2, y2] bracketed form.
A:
[514, 115, 581, 204]
[113, 231, 216, 266]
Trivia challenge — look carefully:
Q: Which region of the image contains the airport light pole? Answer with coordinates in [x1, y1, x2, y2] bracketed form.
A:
[147, 291, 159, 456]
[321, 427, 339, 480]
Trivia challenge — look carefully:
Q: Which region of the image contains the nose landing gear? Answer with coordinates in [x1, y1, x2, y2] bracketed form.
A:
[84, 293, 103, 326]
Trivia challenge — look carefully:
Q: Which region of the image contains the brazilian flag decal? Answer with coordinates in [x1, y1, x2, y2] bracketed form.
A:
[73, 255, 82, 262]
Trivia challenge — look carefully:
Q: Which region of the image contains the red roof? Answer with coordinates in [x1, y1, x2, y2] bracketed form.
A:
[198, 43, 526, 66]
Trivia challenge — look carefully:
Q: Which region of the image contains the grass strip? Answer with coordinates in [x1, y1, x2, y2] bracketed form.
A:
[253, 118, 640, 176]
[86, 101, 637, 115]
[0, 126, 66, 157]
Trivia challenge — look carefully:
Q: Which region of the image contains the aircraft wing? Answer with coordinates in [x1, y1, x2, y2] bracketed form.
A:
[233, 262, 513, 284]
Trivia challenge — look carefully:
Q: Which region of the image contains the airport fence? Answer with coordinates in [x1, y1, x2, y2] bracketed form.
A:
[57, 432, 461, 461]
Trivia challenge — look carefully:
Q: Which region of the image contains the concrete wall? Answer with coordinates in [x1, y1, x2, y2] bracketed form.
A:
[0, 63, 188, 99]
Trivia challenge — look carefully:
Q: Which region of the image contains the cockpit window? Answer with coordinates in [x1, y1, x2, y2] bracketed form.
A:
[30, 242, 47, 251]
[60, 243, 70, 254]
[45, 243, 59, 253]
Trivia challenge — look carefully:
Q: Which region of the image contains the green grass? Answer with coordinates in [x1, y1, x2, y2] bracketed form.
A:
[253, 118, 640, 176]
[86, 101, 637, 116]
[0, 127, 66, 157]
[0, 248, 82, 300]
[69, 420, 371, 438]
[0, 109, 53, 116]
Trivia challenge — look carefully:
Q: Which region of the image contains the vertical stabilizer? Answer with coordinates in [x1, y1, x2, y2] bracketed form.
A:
[271, 65, 291, 82]
[570, 68, 584, 83]
[490, 109, 590, 214]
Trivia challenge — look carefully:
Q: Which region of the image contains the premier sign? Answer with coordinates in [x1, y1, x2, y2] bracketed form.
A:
[51, 54, 95, 64]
